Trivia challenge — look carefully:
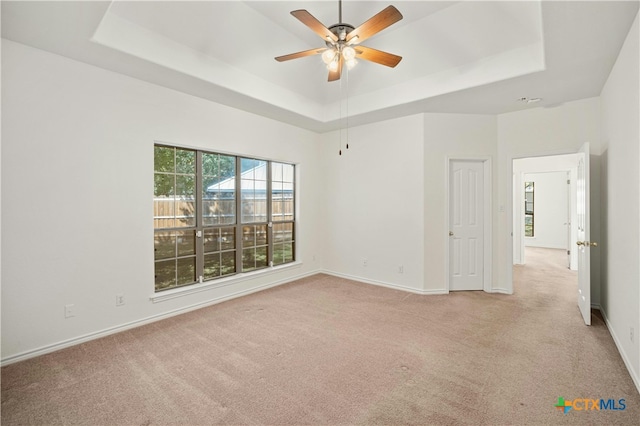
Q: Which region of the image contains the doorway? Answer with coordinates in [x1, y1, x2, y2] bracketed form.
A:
[507, 146, 595, 326]
[511, 153, 584, 321]
[512, 154, 578, 270]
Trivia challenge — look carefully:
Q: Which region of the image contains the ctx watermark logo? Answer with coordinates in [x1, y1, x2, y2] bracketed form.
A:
[555, 397, 626, 414]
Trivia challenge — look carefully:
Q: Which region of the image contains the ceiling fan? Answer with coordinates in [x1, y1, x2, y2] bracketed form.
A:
[275, 0, 403, 82]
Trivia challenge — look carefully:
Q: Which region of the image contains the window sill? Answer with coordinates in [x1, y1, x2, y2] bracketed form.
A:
[150, 261, 303, 303]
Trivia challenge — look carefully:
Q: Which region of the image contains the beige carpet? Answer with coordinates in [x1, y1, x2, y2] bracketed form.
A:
[2, 247, 639, 425]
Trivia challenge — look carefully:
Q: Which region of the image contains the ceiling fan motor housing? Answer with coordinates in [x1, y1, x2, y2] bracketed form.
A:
[328, 23, 355, 44]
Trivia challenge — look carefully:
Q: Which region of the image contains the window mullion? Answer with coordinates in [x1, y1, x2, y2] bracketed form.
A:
[267, 161, 273, 267]
[173, 148, 179, 286]
[195, 151, 204, 282]
[235, 156, 242, 274]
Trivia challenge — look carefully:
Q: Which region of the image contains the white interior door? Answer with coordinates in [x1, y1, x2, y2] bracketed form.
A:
[577, 143, 591, 325]
[449, 160, 484, 291]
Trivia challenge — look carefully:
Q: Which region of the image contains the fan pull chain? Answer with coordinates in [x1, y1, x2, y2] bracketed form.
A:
[346, 64, 350, 150]
[339, 70, 343, 155]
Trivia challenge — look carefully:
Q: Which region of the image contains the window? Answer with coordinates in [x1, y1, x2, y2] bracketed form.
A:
[271, 162, 295, 266]
[154, 145, 295, 292]
[202, 152, 237, 281]
[241, 158, 268, 272]
[524, 181, 534, 237]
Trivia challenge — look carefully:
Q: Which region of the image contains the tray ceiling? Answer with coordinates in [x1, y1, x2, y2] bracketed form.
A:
[2, 1, 638, 132]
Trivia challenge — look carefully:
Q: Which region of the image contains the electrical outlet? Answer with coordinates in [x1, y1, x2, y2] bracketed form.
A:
[362, 258, 368, 267]
[631, 327, 635, 343]
[64, 304, 75, 318]
[116, 294, 125, 307]
[398, 265, 404, 274]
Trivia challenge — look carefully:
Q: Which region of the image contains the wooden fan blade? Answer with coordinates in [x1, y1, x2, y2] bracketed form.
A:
[275, 48, 327, 62]
[328, 55, 343, 82]
[291, 10, 338, 43]
[346, 5, 403, 44]
[355, 46, 402, 68]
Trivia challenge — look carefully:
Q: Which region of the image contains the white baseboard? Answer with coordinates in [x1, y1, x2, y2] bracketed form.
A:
[490, 287, 512, 295]
[321, 270, 448, 295]
[1, 269, 323, 366]
[599, 307, 640, 395]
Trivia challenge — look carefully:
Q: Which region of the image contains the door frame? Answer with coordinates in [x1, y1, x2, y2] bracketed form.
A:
[445, 157, 492, 293]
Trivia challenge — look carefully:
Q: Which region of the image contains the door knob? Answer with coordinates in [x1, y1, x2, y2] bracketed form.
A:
[577, 241, 598, 247]
[449, 231, 454, 236]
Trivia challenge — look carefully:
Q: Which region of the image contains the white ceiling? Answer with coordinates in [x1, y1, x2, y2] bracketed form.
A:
[2, 1, 638, 132]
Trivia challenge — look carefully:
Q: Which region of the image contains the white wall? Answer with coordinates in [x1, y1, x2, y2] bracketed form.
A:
[320, 113, 497, 294]
[600, 11, 640, 390]
[497, 97, 602, 299]
[1, 40, 324, 362]
[321, 115, 426, 292]
[423, 114, 498, 293]
[522, 171, 569, 250]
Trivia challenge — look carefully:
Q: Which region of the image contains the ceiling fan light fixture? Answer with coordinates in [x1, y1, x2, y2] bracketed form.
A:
[346, 58, 357, 70]
[327, 58, 340, 72]
[342, 45, 356, 61]
[322, 49, 337, 64]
